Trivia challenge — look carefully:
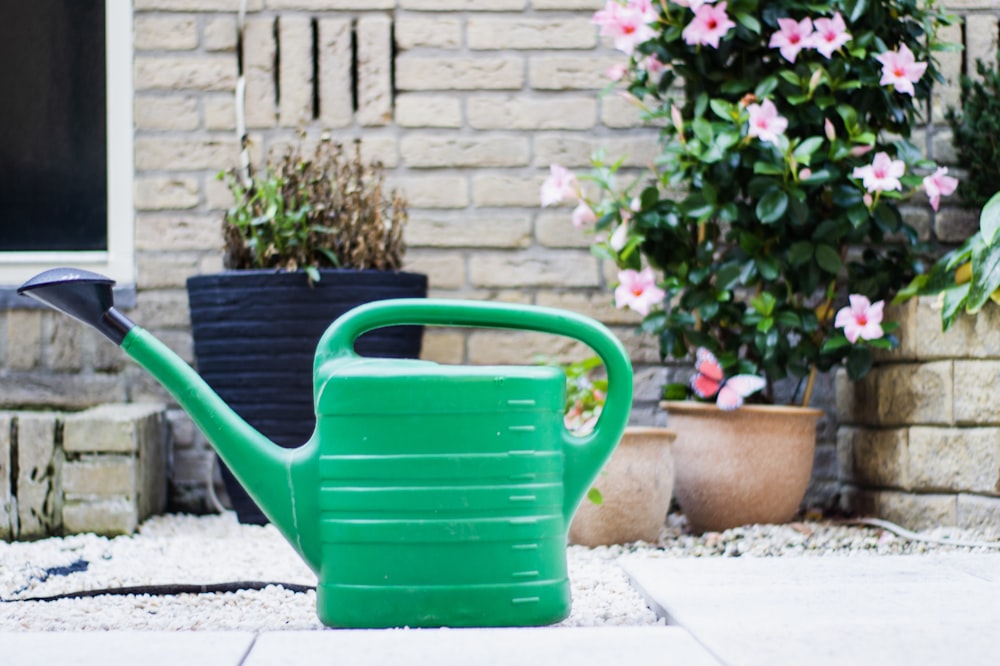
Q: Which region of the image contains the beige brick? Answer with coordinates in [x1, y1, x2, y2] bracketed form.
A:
[931, 21, 963, 123]
[135, 56, 236, 91]
[133, 289, 192, 330]
[533, 0, 604, 7]
[957, 494, 1000, 534]
[844, 362, 953, 426]
[135, 0, 262, 9]
[472, 173, 544, 207]
[204, 16, 238, 52]
[469, 249, 601, 288]
[62, 499, 137, 536]
[15, 413, 60, 539]
[244, 17, 277, 128]
[402, 251, 467, 289]
[135, 94, 199, 130]
[533, 134, 660, 168]
[391, 174, 469, 208]
[955, 361, 1000, 423]
[0, 375, 127, 410]
[134, 16, 197, 51]
[135, 176, 200, 211]
[901, 295, 1000, 361]
[908, 426, 1000, 494]
[395, 17, 462, 50]
[318, 17, 353, 129]
[400, 0, 525, 8]
[421, 330, 466, 364]
[396, 56, 524, 91]
[966, 15, 999, 79]
[356, 14, 393, 127]
[0, 413, 12, 540]
[137, 253, 203, 289]
[268, 0, 393, 8]
[204, 95, 237, 130]
[205, 171, 239, 211]
[401, 135, 530, 168]
[536, 211, 593, 249]
[45, 315, 84, 372]
[602, 91, 661, 129]
[836, 426, 909, 488]
[63, 404, 164, 454]
[7, 310, 42, 371]
[468, 95, 596, 130]
[875, 490, 958, 530]
[468, 17, 597, 50]
[359, 136, 400, 168]
[530, 55, 627, 90]
[63, 457, 136, 499]
[136, 214, 222, 252]
[135, 137, 238, 171]
[279, 16, 314, 128]
[535, 290, 639, 325]
[395, 94, 463, 128]
[468, 330, 588, 365]
[407, 213, 532, 248]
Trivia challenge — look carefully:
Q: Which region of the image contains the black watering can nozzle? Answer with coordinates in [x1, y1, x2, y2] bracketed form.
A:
[17, 268, 136, 345]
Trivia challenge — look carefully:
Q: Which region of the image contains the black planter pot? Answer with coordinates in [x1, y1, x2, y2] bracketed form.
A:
[186, 269, 428, 524]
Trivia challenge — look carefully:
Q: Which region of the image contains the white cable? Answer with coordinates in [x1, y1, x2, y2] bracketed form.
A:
[840, 517, 1000, 550]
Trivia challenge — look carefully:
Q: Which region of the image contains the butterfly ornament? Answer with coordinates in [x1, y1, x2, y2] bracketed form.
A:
[690, 347, 766, 411]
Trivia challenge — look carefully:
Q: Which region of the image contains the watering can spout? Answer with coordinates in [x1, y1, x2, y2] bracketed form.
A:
[17, 268, 310, 567]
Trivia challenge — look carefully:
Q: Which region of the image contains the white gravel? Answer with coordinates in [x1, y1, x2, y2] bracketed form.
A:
[2, 512, 997, 631]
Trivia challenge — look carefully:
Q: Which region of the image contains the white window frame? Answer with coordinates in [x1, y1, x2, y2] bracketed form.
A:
[0, 1, 134, 289]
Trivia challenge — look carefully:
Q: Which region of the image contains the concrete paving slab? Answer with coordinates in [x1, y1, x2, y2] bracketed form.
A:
[244, 627, 721, 666]
[0, 631, 255, 666]
[622, 555, 1000, 666]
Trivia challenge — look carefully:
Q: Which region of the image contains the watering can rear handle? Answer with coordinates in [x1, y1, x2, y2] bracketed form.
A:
[315, 298, 634, 521]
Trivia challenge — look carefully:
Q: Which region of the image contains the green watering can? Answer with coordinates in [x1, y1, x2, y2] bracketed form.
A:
[18, 268, 633, 628]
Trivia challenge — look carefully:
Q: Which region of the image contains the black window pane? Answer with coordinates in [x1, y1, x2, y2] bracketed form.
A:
[0, 1, 107, 252]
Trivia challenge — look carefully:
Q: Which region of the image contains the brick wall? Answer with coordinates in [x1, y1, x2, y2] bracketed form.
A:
[1, 1, 998, 514]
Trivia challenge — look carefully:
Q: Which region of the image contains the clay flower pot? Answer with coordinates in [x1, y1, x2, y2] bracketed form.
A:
[661, 401, 821, 534]
[569, 426, 676, 546]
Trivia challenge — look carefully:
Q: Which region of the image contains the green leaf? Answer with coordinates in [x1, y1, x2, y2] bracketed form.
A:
[756, 257, 780, 280]
[751, 291, 777, 316]
[967, 241, 1000, 314]
[709, 98, 734, 121]
[814, 244, 843, 273]
[756, 189, 789, 224]
[754, 161, 785, 175]
[941, 282, 971, 331]
[821, 335, 851, 353]
[693, 118, 713, 145]
[735, 12, 761, 34]
[980, 191, 1000, 245]
[586, 487, 603, 505]
[845, 346, 873, 380]
[792, 137, 825, 163]
[787, 241, 814, 266]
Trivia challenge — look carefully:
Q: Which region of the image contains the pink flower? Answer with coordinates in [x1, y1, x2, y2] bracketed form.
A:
[682, 2, 735, 49]
[852, 152, 905, 193]
[627, 0, 659, 22]
[593, 0, 657, 55]
[769, 17, 813, 63]
[835, 295, 885, 344]
[572, 201, 597, 228]
[922, 166, 959, 212]
[824, 117, 836, 141]
[605, 63, 628, 81]
[641, 53, 666, 80]
[540, 164, 579, 207]
[810, 12, 851, 59]
[746, 98, 788, 145]
[614, 267, 665, 316]
[875, 44, 928, 96]
[609, 223, 629, 251]
[673, 0, 716, 9]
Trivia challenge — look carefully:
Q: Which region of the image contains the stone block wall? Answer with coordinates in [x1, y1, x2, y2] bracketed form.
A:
[838, 297, 1000, 531]
[1, 1, 997, 515]
[0, 404, 168, 540]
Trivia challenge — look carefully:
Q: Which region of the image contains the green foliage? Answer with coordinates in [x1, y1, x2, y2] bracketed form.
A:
[221, 139, 407, 282]
[577, 0, 956, 402]
[946, 52, 1000, 209]
[904, 191, 1000, 330]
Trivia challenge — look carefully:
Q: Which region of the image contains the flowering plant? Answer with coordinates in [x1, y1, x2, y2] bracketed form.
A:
[543, 0, 957, 406]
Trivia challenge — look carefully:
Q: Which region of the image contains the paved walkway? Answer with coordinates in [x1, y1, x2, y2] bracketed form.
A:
[4, 554, 999, 665]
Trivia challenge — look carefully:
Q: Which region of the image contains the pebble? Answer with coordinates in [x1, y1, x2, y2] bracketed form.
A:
[1, 512, 997, 631]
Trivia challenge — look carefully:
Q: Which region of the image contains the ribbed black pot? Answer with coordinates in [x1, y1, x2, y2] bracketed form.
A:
[186, 269, 428, 524]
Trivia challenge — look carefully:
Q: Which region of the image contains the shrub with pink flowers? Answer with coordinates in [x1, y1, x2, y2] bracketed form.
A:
[543, 0, 958, 405]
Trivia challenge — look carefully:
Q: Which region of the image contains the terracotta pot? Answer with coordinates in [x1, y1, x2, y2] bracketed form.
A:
[568, 426, 676, 546]
[661, 401, 821, 534]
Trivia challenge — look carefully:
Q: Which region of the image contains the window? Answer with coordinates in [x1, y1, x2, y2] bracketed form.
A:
[0, 0, 134, 291]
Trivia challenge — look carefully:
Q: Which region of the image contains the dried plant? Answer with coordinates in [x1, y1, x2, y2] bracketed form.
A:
[221, 139, 407, 281]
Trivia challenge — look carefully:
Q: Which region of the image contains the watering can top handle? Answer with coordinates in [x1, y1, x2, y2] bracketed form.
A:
[315, 298, 634, 521]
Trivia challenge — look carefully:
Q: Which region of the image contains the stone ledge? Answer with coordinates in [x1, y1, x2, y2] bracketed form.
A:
[0, 404, 168, 541]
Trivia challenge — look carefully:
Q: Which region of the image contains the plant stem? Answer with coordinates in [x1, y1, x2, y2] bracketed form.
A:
[802, 365, 817, 407]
